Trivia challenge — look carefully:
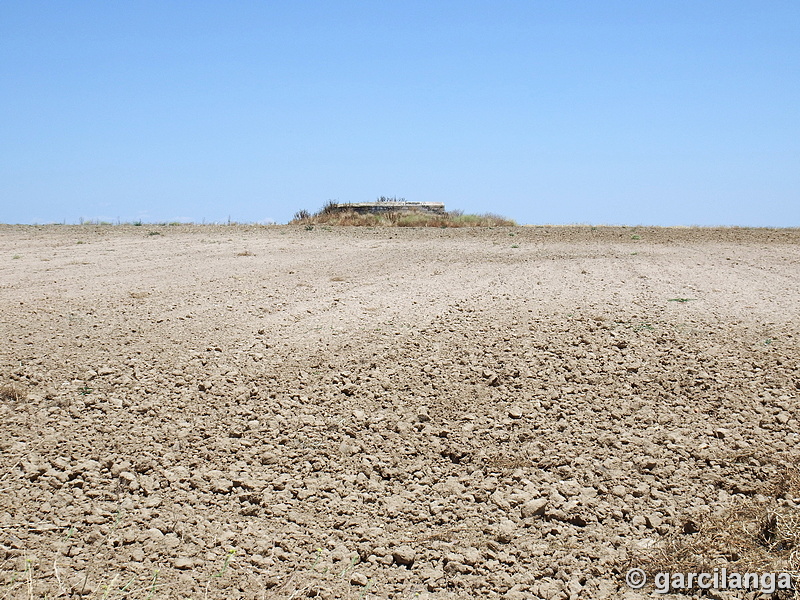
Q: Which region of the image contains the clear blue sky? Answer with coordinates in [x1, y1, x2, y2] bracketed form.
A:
[2, 1, 798, 226]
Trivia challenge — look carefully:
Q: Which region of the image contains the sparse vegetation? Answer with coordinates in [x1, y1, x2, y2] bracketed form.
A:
[79, 218, 114, 226]
[0, 383, 22, 402]
[290, 203, 516, 227]
[0, 522, 236, 600]
[633, 463, 800, 593]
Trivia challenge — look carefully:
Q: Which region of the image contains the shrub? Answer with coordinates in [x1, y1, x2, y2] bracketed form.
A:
[288, 204, 515, 227]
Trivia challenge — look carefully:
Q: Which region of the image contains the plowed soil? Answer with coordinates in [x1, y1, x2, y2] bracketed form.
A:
[1, 224, 799, 599]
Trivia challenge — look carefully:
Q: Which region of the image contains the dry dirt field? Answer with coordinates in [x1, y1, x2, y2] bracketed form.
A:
[1, 224, 799, 600]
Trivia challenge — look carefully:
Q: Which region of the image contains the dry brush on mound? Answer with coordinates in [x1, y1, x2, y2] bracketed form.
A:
[290, 202, 516, 228]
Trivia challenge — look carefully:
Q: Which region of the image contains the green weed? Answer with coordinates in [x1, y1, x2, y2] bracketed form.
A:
[202, 549, 236, 599]
[144, 569, 159, 600]
[358, 579, 374, 599]
[339, 555, 359, 578]
[310, 548, 323, 570]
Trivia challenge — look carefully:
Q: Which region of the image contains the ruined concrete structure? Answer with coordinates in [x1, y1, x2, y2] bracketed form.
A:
[328, 201, 446, 215]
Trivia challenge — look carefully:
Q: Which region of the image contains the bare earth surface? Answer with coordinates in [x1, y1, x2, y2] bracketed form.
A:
[1, 224, 799, 599]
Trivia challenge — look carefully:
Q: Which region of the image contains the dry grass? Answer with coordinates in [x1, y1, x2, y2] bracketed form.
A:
[290, 207, 516, 228]
[632, 464, 800, 595]
[0, 384, 21, 403]
[640, 502, 800, 574]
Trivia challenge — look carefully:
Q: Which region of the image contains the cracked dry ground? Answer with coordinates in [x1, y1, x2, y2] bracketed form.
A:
[1, 224, 799, 600]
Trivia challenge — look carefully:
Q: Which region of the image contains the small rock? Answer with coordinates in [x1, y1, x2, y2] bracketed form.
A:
[495, 519, 516, 543]
[521, 497, 548, 518]
[349, 572, 368, 586]
[567, 577, 583, 596]
[118, 471, 139, 491]
[504, 585, 527, 600]
[462, 547, 482, 565]
[173, 557, 195, 570]
[558, 479, 581, 497]
[491, 490, 511, 511]
[536, 578, 564, 600]
[419, 567, 445, 586]
[611, 485, 627, 497]
[392, 545, 416, 566]
[548, 490, 566, 507]
[211, 478, 233, 494]
[129, 547, 144, 562]
[646, 513, 663, 529]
